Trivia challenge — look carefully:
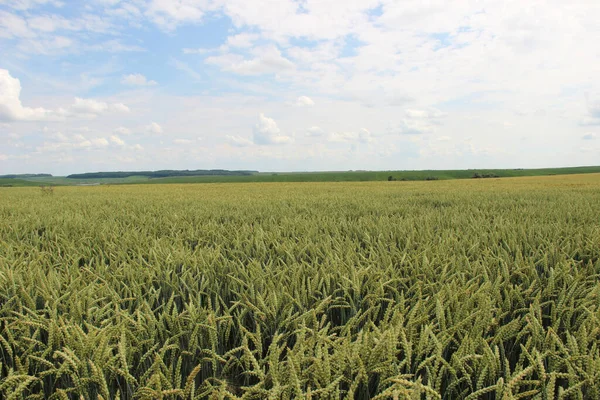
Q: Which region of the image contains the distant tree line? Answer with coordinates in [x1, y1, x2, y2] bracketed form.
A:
[387, 176, 438, 181]
[0, 174, 52, 179]
[66, 169, 259, 179]
[471, 172, 499, 179]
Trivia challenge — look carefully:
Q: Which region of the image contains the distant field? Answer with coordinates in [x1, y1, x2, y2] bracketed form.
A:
[0, 178, 43, 187]
[1, 174, 600, 398]
[4, 165, 600, 187]
[18, 175, 152, 186]
[149, 166, 600, 184]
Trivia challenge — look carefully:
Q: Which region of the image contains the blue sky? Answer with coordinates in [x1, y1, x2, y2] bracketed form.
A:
[1, 0, 599, 175]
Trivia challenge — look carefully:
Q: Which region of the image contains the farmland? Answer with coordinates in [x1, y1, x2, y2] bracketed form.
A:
[4, 165, 600, 187]
[1, 174, 600, 399]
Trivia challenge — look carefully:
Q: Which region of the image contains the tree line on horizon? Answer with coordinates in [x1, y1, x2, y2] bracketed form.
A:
[66, 169, 259, 179]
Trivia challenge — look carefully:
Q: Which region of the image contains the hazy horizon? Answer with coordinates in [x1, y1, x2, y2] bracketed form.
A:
[1, 1, 599, 175]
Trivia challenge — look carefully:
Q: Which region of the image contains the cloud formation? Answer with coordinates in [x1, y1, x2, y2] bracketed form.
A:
[295, 96, 314, 107]
[1, 1, 600, 174]
[0, 69, 129, 121]
[0, 69, 53, 121]
[146, 122, 163, 134]
[121, 73, 157, 86]
[226, 135, 253, 147]
[306, 126, 324, 137]
[206, 46, 294, 75]
[388, 109, 445, 135]
[253, 113, 292, 145]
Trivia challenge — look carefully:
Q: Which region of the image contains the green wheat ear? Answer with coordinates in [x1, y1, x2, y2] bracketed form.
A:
[1, 176, 600, 399]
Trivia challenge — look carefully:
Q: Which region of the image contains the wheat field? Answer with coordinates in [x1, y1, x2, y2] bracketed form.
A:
[1, 175, 599, 399]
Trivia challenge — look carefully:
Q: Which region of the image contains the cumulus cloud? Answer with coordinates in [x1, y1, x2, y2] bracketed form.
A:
[581, 101, 600, 126]
[0, 69, 53, 121]
[388, 108, 445, 135]
[1, 0, 64, 11]
[0, 69, 130, 121]
[146, 121, 163, 134]
[110, 103, 130, 113]
[67, 97, 129, 117]
[173, 138, 193, 144]
[358, 128, 373, 143]
[327, 128, 374, 144]
[295, 96, 314, 106]
[226, 32, 259, 48]
[306, 126, 324, 137]
[253, 113, 292, 145]
[182, 47, 209, 54]
[87, 39, 145, 53]
[226, 135, 253, 147]
[590, 103, 600, 119]
[90, 137, 109, 147]
[4, 2, 600, 172]
[144, 0, 218, 31]
[109, 135, 125, 146]
[121, 73, 157, 86]
[35, 133, 112, 153]
[70, 98, 108, 114]
[114, 126, 131, 135]
[206, 45, 294, 75]
[328, 131, 357, 143]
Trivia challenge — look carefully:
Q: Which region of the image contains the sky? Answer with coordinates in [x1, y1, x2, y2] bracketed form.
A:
[1, 0, 599, 175]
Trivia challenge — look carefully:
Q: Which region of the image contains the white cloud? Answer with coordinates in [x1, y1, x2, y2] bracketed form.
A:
[52, 131, 68, 141]
[121, 73, 157, 86]
[110, 102, 129, 112]
[582, 133, 598, 140]
[206, 45, 294, 75]
[388, 108, 445, 135]
[146, 121, 163, 134]
[306, 126, 324, 137]
[114, 126, 132, 135]
[295, 95, 314, 106]
[173, 138, 193, 144]
[109, 135, 126, 146]
[70, 97, 108, 114]
[182, 47, 210, 54]
[327, 128, 373, 144]
[87, 39, 145, 53]
[580, 118, 600, 127]
[226, 134, 253, 147]
[327, 131, 355, 143]
[144, 0, 219, 31]
[0, 0, 64, 10]
[90, 137, 109, 147]
[0, 69, 130, 121]
[226, 32, 259, 48]
[590, 102, 600, 119]
[0, 69, 53, 121]
[0, 10, 35, 39]
[253, 113, 292, 145]
[169, 58, 203, 81]
[25, 13, 112, 34]
[581, 100, 600, 126]
[35, 133, 112, 153]
[69, 97, 130, 116]
[4, 2, 600, 173]
[358, 128, 373, 143]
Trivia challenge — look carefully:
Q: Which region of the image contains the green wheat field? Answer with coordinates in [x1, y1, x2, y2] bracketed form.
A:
[1, 174, 600, 399]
